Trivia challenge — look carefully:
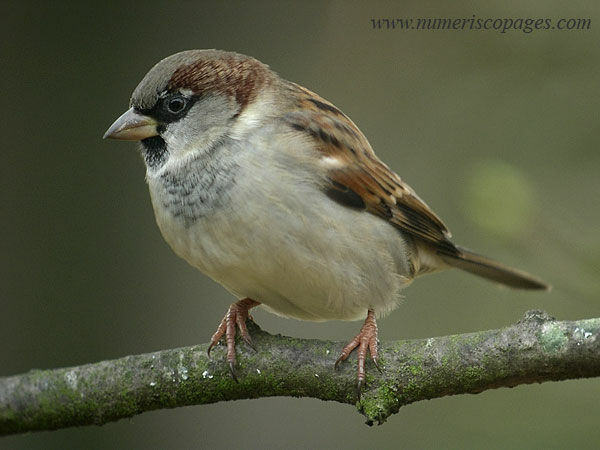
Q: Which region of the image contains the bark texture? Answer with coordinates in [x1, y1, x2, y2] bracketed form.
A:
[1, 310, 599, 435]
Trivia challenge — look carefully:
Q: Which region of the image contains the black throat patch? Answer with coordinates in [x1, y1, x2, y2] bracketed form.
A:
[141, 135, 168, 170]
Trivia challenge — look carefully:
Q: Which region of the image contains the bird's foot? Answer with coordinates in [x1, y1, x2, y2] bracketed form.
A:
[335, 309, 381, 396]
[207, 298, 260, 381]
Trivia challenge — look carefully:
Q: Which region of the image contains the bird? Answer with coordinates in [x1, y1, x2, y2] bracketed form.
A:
[104, 49, 548, 391]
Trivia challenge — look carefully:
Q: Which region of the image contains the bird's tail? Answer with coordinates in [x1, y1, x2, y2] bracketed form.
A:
[437, 245, 549, 290]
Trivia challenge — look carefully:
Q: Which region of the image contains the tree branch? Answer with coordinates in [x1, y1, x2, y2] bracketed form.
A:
[1, 310, 599, 435]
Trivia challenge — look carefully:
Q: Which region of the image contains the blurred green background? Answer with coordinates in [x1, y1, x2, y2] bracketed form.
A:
[1, 1, 599, 448]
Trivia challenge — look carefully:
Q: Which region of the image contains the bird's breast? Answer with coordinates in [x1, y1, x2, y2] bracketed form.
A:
[145, 139, 415, 322]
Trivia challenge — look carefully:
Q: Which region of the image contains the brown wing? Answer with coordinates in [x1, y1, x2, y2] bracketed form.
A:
[278, 83, 548, 290]
[281, 83, 454, 250]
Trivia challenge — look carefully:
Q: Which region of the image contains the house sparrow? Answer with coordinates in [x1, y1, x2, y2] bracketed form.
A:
[104, 49, 548, 391]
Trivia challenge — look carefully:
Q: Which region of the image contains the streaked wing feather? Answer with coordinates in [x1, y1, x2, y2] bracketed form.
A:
[282, 83, 452, 248]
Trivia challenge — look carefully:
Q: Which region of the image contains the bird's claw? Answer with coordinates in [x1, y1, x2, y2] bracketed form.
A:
[207, 298, 260, 379]
[335, 310, 380, 397]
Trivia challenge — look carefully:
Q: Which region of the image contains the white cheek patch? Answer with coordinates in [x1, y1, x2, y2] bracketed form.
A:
[320, 156, 345, 169]
[231, 102, 264, 137]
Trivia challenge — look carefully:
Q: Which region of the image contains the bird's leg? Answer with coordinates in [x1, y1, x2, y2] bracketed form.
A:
[207, 298, 260, 380]
[335, 309, 380, 395]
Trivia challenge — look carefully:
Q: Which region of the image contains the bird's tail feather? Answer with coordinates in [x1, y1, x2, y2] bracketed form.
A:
[437, 246, 549, 290]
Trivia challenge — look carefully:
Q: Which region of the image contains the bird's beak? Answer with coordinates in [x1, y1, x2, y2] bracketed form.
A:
[103, 107, 159, 141]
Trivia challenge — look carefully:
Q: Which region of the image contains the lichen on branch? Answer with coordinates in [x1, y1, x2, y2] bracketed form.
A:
[1, 310, 599, 435]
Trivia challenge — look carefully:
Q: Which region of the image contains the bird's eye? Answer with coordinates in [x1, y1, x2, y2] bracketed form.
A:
[166, 96, 186, 114]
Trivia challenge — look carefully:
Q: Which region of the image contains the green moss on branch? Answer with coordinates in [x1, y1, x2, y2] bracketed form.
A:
[1, 310, 600, 434]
